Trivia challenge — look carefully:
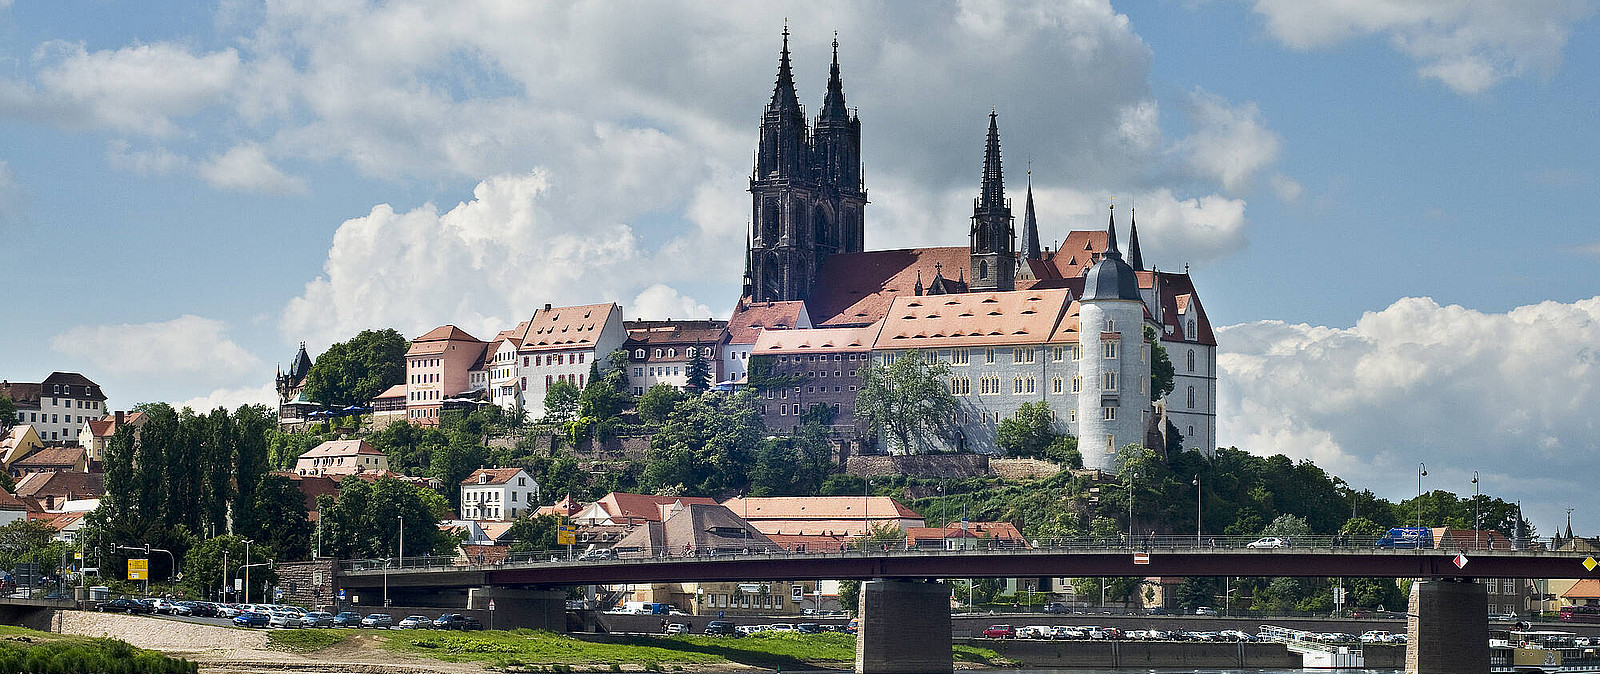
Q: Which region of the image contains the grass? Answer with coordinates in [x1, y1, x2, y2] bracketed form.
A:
[0, 625, 198, 673]
[265, 629, 351, 653]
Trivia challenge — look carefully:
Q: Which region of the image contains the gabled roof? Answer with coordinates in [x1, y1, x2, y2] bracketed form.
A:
[12, 446, 87, 468]
[623, 320, 727, 347]
[596, 492, 718, 523]
[461, 468, 528, 486]
[751, 324, 882, 354]
[874, 289, 1074, 350]
[520, 303, 619, 352]
[13, 471, 103, 500]
[614, 503, 777, 555]
[459, 544, 511, 564]
[407, 325, 485, 356]
[1563, 578, 1600, 599]
[726, 299, 810, 345]
[479, 521, 515, 543]
[806, 247, 972, 327]
[906, 522, 1026, 544]
[0, 489, 32, 512]
[720, 496, 922, 521]
[84, 411, 147, 439]
[298, 440, 384, 459]
[373, 384, 407, 401]
[0, 382, 42, 409]
[537, 494, 583, 518]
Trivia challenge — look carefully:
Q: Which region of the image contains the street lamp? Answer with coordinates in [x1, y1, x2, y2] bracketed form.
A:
[1192, 475, 1202, 547]
[1416, 463, 1428, 529]
[1126, 471, 1141, 544]
[243, 539, 253, 604]
[861, 479, 872, 551]
[1472, 471, 1481, 550]
[398, 515, 405, 568]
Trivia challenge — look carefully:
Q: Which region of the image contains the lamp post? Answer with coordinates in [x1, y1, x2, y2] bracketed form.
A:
[1192, 474, 1202, 547]
[243, 539, 253, 604]
[398, 515, 405, 568]
[1416, 463, 1427, 529]
[1472, 471, 1481, 550]
[861, 478, 871, 551]
[1126, 470, 1140, 544]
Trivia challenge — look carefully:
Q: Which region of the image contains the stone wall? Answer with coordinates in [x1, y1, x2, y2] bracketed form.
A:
[846, 454, 990, 479]
[989, 458, 1061, 480]
[276, 559, 338, 610]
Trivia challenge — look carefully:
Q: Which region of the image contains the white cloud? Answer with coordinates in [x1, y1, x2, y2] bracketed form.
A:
[1172, 89, 1282, 193]
[1247, 0, 1595, 94]
[629, 285, 717, 322]
[199, 144, 307, 195]
[49, 315, 263, 386]
[105, 140, 189, 175]
[29, 41, 240, 134]
[1269, 173, 1303, 203]
[1218, 296, 1600, 532]
[174, 383, 277, 413]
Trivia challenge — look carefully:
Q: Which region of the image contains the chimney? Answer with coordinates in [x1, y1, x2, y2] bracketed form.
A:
[115, 411, 124, 425]
[543, 303, 552, 312]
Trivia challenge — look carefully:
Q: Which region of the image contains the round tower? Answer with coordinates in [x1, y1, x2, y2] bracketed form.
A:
[1076, 205, 1149, 474]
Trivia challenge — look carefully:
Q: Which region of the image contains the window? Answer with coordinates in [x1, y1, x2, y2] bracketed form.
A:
[1024, 377, 1035, 393]
[635, 349, 645, 358]
[1103, 371, 1118, 391]
[950, 349, 969, 365]
[1105, 318, 1117, 332]
[1069, 409, 1077, 423]
[985, 348, 996, 364]
[578, 353, 585, 363]
[686, 347, 696, 358]
[1071, 376, 1082, 394]
[1071, 344, 1083, 360]
[633, 368, 643, 377]
[1188, 424, 1195, 436]
[1187, 386, 1196, 409]
[667, 348, 676, 358]
[1103, 341, 1119, 358]
[1187, 350, 1196, 372]
[1103, 407, 1117, 421]
[1013, 377, 1024, 394]
[1014, 347, 1034, 363]
[1052, 377, 1063, 394]
[1105, 434, 1115, 451]
[1052, 346, 1064, 362]
[655, 348, 663, 358]
[1186, 319, 1197, 340]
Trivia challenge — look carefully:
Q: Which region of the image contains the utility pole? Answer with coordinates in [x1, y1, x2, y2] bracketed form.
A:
[244, 539, 253, 604]
[398, 515, 405, 567]
[222, 550, 229, 602]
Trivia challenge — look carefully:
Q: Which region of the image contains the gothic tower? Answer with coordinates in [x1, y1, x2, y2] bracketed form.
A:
[747, 29, 865, 302]
[969, 112, 1015, 292]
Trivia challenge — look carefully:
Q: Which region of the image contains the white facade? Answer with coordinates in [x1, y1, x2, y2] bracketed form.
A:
[459, 469, 541, 521]
[486, 340, 524, 411]
[517, 303, 627, 419]
[1165, 311, 1217, 454]
[1075, 298, 1151, 472]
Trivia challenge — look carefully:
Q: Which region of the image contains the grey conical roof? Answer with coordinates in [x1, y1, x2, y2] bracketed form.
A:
[1081, 205, 1141, 301]
[288, 342, 313, 379]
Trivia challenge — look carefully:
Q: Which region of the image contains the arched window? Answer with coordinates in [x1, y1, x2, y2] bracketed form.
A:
[654, 348, 663, 358]
[1187, 386, 1196, 409]
[814, 208, 830, 247]
[634, 349, 645, 359]
[686, 347, 696, 358]
[979, 260, 989, 279]
[1187, 349, 1195, 372]
[667, 348, 676, 358]
[1186, 319, 1196, 340]
[762, 199, 780, 242]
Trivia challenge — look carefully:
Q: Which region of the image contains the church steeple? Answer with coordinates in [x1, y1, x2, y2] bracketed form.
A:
[819, 34, 848, 123]
[770, 24, 801, 116]
[970, 111, 1015, 292]
[1021, 167, 1041, 261]
[756, 24, 807, 180]
[1127, 207, 1144, 270]
[1105, 203, 1123, 259]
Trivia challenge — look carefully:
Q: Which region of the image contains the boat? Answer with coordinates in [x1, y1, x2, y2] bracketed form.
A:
[1491, 629, 1600, 673]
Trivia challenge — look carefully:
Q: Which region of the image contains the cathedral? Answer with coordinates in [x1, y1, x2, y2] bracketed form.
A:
[731, 31, 1219, 468]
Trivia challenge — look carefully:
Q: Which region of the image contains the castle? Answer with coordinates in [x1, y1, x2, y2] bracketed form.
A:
[729, 30, 1218, 471]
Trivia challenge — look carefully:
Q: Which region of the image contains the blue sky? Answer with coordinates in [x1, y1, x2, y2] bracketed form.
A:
[2, 1, 1597, 533]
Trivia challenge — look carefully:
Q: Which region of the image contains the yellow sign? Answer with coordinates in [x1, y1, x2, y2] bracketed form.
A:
[557, 525, 576, 546]
[127, 558, 148, 580]
[1584, 556, 1597, 572]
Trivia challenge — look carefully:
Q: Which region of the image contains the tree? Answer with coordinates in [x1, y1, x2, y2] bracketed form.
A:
[838, 580, 861, 614]
[578, 377, 628, 421]
[0, 395, 15, 436]
[637, 384, 685, 425]
[431, 434, 488, 510]
[543, 379, 580, 422]
[505, 514, 561, 553]
[302, 328, 408, 408]
[642, 391, 762, 495]
[1261, 513, 1312, 539]
[997, 402, 1057, 458]
[854, 350, 957, 454]
[1146, 325, 1175, 402]
[318, 476, 454, 559]
[181, 535, 255, 601]
[250, 474, 313, 561]
[685, 344, 712, 391]
[1044, 436, 1082, 469]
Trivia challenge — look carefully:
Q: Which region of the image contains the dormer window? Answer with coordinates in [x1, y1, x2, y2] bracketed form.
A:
[479, 473, 490, 484]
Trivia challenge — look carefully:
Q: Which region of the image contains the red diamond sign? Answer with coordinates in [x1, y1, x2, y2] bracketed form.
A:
[1453, 554, 1469, 569]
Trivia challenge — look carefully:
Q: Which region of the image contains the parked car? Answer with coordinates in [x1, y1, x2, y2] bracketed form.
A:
[665, 623, 689, 634]
[982, 625, 1015, 639]
[268, 612, 302, 628]
[96, 598, 152, 614]
[459, 616, 484, 631]
[1194, 606, 1219, 616]
[303, 612, 335, 628]
[1049, 626, 1082, 640]
[361, 613, 394, 629]
[432, 614, 471, 630]
[767, 623, 796, 632]
[1359, 630, 1394, 644]
[1043, 602, 1071, 614]
[704, 620, 738, 636]
[331, 611, 362, 627]
[215, 604, 241, 618]
[399, 615, 433, 629]
[234, 612, 270, 628]
[578, 548, 619, 561]
[1018, 626, 1053, 639]
[1246, 537, 1292, 549]
[1489, 612, 1519, 621]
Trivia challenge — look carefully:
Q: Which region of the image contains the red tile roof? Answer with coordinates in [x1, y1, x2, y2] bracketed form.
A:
[520, 303, 618, 352]
[461, 467, 528, 486]
[0, 489, 32, 512]
[596, 492, 718, 523]
[726, 299, 810, 344]
[806, 247, 973, 326]
[299, 440, 384, 459]
[373, 384, 407, 401]
[13, 471, 104, 500]
[720, 496, 922, 521]
[751, 324, 881, 354]
[1564, 579, 1600, 599]
[407, 324, 485, 356]
[13, 446, 87, 468]
[459, 544, 511, 564]
[874, 289, 1075, 350]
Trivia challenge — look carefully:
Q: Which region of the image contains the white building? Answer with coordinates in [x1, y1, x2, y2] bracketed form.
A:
[293, 440, 390, 476]
[458, 468, 541, 521]
[0, 373, 108, 444]
[721, 299, 809, 385]
[513, 303, 627, 419]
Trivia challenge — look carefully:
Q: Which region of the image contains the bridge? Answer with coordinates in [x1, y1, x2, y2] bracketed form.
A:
[332, 543, 1600, 674]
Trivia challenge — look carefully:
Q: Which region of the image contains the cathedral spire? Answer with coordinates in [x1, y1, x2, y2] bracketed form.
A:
[1127, 206, 1144, 270]
[980, 110, 1005, 210]
[1105, 203, 1124, 260]
[1022, 166, 1041, 261]
[769, 23, 802, 114]
[819, 33, 848, 123]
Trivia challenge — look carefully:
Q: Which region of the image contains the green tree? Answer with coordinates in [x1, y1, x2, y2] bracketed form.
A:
[180, 535, 253, 600]
[684, 344, 712, 391]
[996, 402, 1057, 458]
[579, 377, 628, 421]
[318, 476, 454, 559]
[1145, 325, 1175, 402]
[1340, 516, 1384, 538]
[1044, 436, 1083, 469]
[838, 580, 861, 614]
[505, 514, 562, 553]
[642, 390, 763, 495]
[854, 350, 957, 454]
[302, 328, 408, 407]
[0, 395, 15, 436]
[637, 384, 686, 425]
[1261, 513, 1313, 540]
[750, 439, 800, 496]
[543, 379, 581, 422]
[251, 473, 313, 561]
[431, 434, 488, 510]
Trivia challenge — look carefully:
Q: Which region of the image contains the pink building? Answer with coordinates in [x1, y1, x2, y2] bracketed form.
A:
[405, 325, 487, 426]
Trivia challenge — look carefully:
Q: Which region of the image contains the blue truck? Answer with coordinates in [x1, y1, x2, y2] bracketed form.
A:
[1377, 527, 1435, 549]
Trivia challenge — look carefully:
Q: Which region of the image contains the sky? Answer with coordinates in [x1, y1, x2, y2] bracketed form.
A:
[2, 1, 1597, 535]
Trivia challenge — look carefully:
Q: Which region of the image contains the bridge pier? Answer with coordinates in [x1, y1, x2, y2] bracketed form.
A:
[1406, 578, 1488, 674]
[855, 579, 951, 674]
[466, 587, 567, 632]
